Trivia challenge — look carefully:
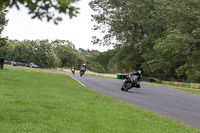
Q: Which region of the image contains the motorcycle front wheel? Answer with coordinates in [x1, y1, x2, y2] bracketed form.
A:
[121, 83, 125, 91]
[80, 71, 84, 77]
[124, 82, 132, 91]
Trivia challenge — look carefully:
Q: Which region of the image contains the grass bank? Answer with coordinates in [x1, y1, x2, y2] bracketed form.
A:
[143, 82, 200, 95]
[0, 68, 199, 133]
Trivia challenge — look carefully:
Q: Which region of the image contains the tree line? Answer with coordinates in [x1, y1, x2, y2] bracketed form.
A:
[0, 0, 199, 83]
[0, 39, 87, 69]
[88, 0, 200, 83]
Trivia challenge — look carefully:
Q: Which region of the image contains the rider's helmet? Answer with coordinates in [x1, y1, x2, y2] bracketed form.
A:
[137, 70, 142, 75]
[83, 63, 86, 66]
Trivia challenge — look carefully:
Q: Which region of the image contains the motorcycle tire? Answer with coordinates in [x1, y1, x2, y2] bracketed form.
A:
[124, 82, 132, 91]
[80, 71, 84, 77]
[136, 84, 141, 88]
[121, 86, 125, 91]
[121, 83, 125, 91]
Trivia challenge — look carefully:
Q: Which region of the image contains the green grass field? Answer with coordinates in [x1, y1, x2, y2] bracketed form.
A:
[0, 68, 199, 133]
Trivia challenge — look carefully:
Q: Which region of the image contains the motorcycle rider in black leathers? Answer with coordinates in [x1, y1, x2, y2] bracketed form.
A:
[130, 70, 142, 81]
[80, 64, 87, 76]
[124, 70, 142, 87]
[80, 64, 87, 72]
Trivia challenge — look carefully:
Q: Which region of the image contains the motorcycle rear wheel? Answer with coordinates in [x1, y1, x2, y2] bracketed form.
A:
[136, 84, 141, 88]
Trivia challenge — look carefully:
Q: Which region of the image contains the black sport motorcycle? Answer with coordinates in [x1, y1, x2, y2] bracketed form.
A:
[71, 68, 75, 75]
[80, 70, 85, 77]
[121, 74, 141, 91]
[80, 66, 86, 77]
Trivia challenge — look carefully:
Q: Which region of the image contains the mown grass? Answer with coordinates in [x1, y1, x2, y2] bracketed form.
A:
[4, 64, 62, 72]
[84, 73, 118, 80]
[143, 82, 200, 95]
[0, 68, 199, 133]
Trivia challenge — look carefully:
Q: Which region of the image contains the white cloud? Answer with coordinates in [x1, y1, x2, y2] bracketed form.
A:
[2, 0, 113, 52]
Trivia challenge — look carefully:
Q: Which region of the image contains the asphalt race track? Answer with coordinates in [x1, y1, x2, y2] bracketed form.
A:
[70, 73, 200, 130]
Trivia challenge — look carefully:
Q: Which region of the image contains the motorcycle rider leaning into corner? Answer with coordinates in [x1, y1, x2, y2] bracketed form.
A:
[80, 63, 87, 72]
[71, 66, 75, 75]
[121, 70, 142, 91]
[129, 70, 142, 81]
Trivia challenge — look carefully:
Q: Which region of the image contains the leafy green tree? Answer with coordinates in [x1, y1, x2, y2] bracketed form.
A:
[142, 0, 200, 81]
[87, 48, 117, 73]
[89, 0, 164, 73]
[34, 40, 61, 68]
[142, 30, 193, 80]
[86, 56, 106, 73]
[88, 49, 100, 55]
[0, 9, 8, 47]
[0, 0, 80, 47]
[89, 0, 200, 82]
[1, 39, 61, 68]
[0, 40, 18, 60]
[78, 48, 90, 55]
[52, 40, 86, 68]
[0, 0, 80, 24]
[78, 48, 100, 56]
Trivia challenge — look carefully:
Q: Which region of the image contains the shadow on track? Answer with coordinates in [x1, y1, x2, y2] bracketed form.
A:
[122, 89, 141, 94]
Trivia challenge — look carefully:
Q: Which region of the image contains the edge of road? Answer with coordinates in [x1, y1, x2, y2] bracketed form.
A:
[67, 74, 86, 87]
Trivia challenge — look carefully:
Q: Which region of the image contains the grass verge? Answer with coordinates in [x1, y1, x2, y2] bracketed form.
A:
[0, 68, 199, 133]
[143, 82, 200, 95]
[84, 73, 118, 80]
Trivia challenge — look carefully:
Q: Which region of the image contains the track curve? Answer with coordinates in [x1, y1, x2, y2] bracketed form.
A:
[71, 74, 200, 130]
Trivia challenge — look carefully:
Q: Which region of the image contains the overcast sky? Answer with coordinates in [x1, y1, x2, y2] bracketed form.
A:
[2, 0, 113, 52]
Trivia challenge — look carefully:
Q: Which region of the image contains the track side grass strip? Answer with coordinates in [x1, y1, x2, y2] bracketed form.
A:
[143, 82, 200, 95]
[0, 68, 199, 133]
